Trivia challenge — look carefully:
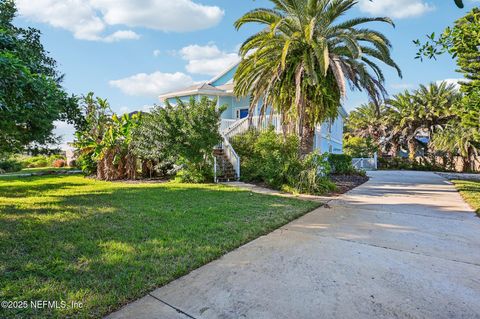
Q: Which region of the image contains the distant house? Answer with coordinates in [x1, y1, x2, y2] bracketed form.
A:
[159, 62, 347, 181]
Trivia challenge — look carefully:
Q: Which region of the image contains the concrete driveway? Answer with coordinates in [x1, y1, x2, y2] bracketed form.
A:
[107, 171, 480, 319]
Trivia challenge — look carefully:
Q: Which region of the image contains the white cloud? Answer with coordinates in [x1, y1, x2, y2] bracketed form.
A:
[103, 30, 140, 42]
[16, 0, 224, 41]
[109, 72, 195, 97]
[153, 49, 161, 57]
[358, 0, 434, 19]
[436, 78, 466, 90]
[180, 44, 239, 76]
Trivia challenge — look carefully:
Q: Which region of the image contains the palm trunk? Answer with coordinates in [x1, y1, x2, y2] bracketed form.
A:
[390, 141, 399, 157]
[299, 124, 315, 157]
[408, 139, 416, 160]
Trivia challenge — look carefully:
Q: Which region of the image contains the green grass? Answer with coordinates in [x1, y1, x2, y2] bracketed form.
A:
[452, 179, 480, 216]
[0, 175, 319, 318]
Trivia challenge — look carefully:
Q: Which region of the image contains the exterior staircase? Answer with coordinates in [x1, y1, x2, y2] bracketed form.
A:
[213, 148, 238, 182]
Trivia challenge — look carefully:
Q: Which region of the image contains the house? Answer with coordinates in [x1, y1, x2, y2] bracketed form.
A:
[159, 62, 347, 181]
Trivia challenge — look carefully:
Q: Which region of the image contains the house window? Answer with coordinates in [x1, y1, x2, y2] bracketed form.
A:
[236, 108, 249, 119]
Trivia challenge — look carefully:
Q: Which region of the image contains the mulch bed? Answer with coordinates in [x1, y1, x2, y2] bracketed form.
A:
[329, 174, 369, 195]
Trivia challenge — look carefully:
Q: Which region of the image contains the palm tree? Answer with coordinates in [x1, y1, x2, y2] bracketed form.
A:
[346, 102, 387, 144]
[234, 0, 401, 156]
[414, 82, 460, 138]
[386, 91, 421, 159]
[432, 124, 478, 172]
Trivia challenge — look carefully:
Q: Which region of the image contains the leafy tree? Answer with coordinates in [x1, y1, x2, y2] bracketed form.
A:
[415, 8, 480, 142]
[0, 0, 81, 155]
[133, 97, 225, 182]
[343, 136, 377, 158]
[234, 0, 401, 157]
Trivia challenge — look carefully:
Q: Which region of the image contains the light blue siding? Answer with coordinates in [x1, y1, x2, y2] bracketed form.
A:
[210, 65, 238, 86]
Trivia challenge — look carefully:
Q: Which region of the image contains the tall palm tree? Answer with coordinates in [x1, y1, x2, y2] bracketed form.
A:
[386, 91, 421, 159]
[234, 0, 401, 156]
[346, 102, 387, 144]
[432, 124, 478, 172]
[414, 82, 461, 152]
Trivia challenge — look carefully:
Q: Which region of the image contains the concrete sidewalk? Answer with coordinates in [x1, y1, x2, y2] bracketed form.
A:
[107, 171, 480, 319]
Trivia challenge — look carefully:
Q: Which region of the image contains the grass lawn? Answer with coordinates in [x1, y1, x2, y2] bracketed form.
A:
[452, 179, 480, 215]
[0, 175, 319, 318]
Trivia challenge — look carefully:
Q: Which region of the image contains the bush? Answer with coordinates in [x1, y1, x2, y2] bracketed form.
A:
[328, 154, 356, 175]
[344, 136, 377, 158]
[231, 128, 334, 195]
[20, 154, 66, 168]
[378, 157, 447, 171]
[174, 164, 213, 183]
[291, 152, 336, 195]
[0, 158, 23, 173]
[52, 159, 66, 168]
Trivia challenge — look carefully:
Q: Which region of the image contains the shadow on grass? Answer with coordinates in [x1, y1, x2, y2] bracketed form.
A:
[0, 176, 319, 318]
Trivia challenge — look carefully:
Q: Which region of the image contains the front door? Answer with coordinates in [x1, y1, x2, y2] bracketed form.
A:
[238, 108, 249, 119]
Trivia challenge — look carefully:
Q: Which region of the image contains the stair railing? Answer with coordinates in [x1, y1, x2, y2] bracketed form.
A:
[214, 133, 240, 182]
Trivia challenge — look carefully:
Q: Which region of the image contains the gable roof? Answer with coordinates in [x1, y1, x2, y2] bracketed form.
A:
[159, 63, 239, 102]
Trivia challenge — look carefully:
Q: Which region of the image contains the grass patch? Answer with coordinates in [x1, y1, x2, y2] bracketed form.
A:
[452, 179, 480, 215]
[0, 175, 319, 318]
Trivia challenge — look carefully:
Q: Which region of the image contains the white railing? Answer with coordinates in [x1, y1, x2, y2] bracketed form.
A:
[221, 114, 284, 140]
[223, 117, 249, 140]
[352, 153, 378, 170]
[220, 119, 237, 133]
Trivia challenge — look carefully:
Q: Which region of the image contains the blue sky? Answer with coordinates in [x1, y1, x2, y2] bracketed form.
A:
[13, 0, 479, 147]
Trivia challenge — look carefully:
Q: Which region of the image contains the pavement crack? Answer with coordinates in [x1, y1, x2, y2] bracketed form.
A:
[148, 293, 199, 319]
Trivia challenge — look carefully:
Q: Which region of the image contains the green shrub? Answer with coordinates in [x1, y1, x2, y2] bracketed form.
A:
[174, 163, 213, 183]
[232, 127, 301, 189]
[378, 157, 447, 171]
[328, 154, 356, 174]
[292, 152, 336, 195]
[231, 128, 334, 195]
[20, 154, 66, 168]
[0, 158, 23, 173]
[344, 136, 377, 158]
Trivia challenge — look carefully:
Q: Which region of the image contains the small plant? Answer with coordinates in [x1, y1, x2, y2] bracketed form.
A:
[328, 154, 356, 175]
[0, 157, 23, 173]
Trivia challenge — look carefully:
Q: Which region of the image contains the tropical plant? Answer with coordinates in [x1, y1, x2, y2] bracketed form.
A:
[386, 91, 421, 159]
[432, 123, 479, 172]
[234, 0, 401, 156]
[74, 93, 112, 176]
[346, 103, 387, 145]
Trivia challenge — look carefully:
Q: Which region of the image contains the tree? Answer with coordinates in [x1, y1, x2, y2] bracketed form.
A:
[0, 0, 81, 155]
[234, 0, 401, 157]
[346, 103, 387, 146]
[386, 91, 421, 159]
[415, 8, 480, 142]
[132, 97, 225, 181]
[74, 93, 141, 180]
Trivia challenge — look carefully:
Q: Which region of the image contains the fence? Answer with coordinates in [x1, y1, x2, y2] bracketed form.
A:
[352, 153, 378, 170]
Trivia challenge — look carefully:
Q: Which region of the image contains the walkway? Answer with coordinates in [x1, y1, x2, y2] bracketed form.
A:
[107, 171, 480, 319]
